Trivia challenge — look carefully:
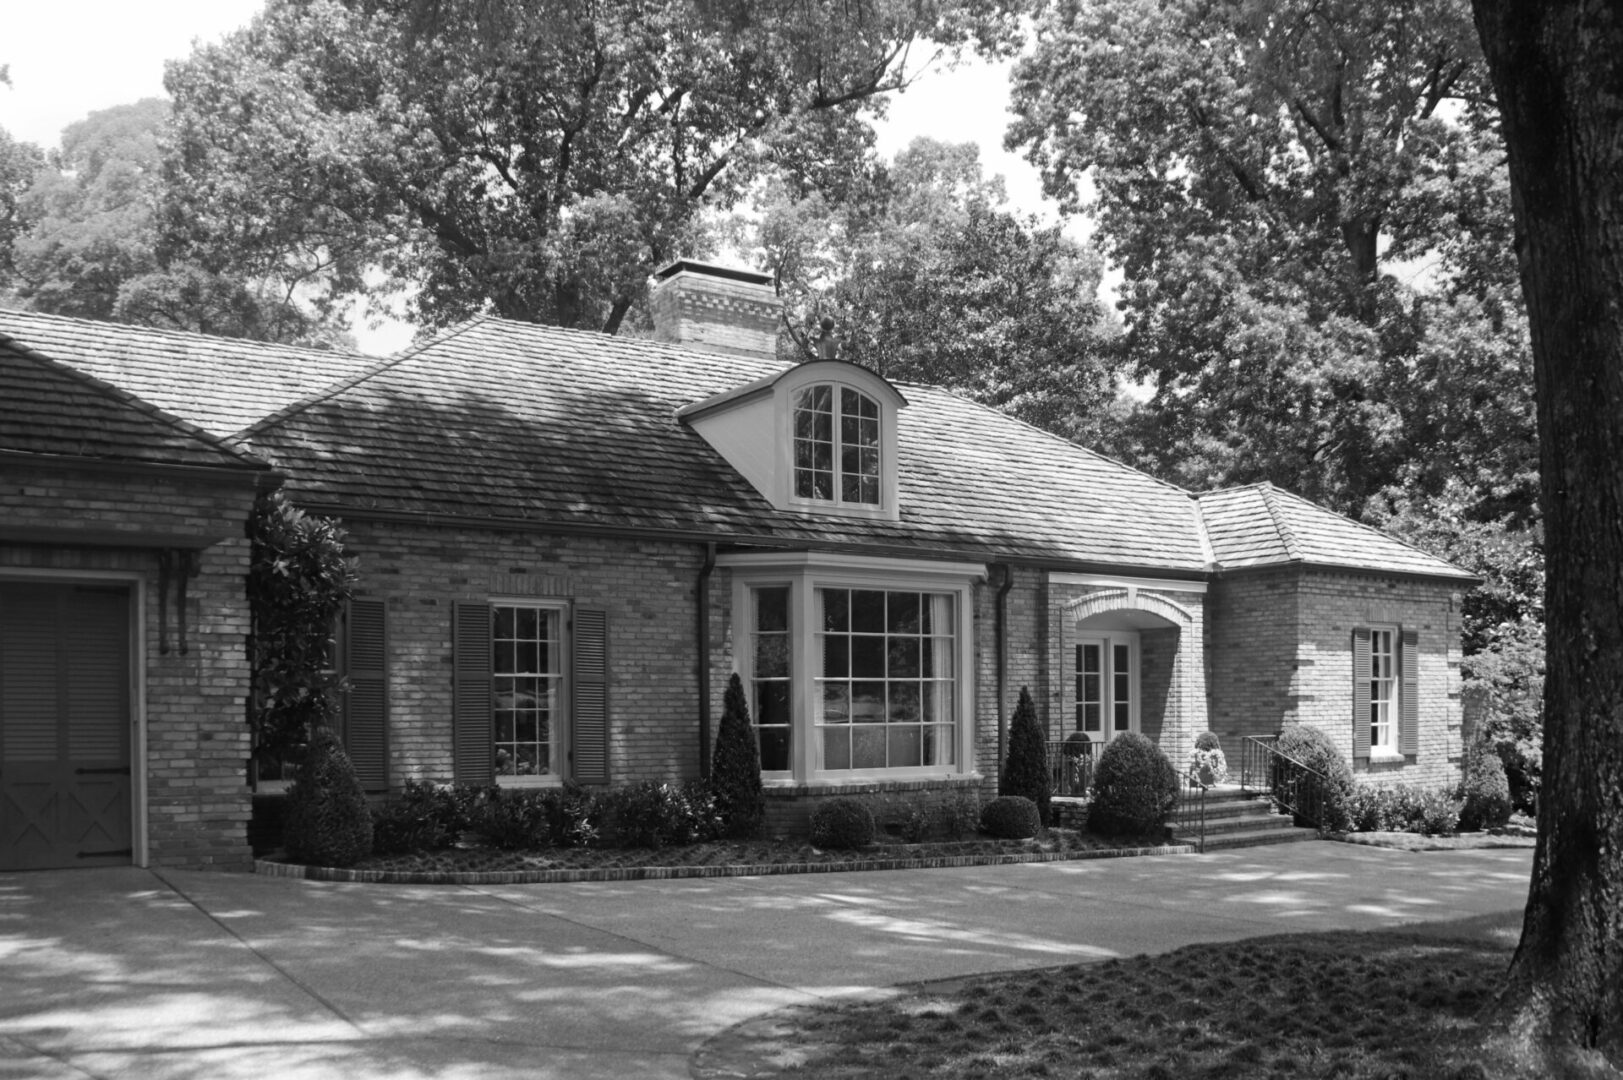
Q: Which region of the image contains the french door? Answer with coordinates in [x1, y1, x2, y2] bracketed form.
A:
[1074, 632, 1138, 745]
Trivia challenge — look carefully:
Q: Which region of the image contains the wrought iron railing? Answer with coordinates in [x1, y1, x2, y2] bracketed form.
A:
[1047, 740, 1095, 797]
[1172, 776, 1207, 852]
[1240, 734, 1331, 830]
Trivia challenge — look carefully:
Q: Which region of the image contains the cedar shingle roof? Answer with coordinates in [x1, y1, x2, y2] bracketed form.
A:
[0, 334, 268, 472]
[0, 308, 1469, 580]
[1196, 483, 1473, 579]
[0, 308, 377, 438]
[241, 317, 1213, 570]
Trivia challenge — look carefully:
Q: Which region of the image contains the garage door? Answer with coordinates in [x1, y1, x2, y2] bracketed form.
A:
[0, 582, 133, 870]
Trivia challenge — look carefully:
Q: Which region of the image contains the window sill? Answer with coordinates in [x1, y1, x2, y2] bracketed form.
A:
[496, 776, 566, 788]
[1367, 750, 1407, 765]
[762, 774, 984, 797]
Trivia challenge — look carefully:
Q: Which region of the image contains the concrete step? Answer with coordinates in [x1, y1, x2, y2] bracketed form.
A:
[1183, 812, 1300, 837]
[1191, 825, 1320, 850]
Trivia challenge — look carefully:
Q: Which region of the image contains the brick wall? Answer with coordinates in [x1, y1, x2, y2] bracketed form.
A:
[0, 464, 258, 870]
[1205, 567, 1464, 787]
[345, 520, 714, 787]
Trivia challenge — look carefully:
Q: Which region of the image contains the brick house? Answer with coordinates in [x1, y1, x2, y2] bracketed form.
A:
[0, 262, 1474, 865]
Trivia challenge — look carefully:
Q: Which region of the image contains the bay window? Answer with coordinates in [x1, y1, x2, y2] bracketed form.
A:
[725, 553, 980, 783]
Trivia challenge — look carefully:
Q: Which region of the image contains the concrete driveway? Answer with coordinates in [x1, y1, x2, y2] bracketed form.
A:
[1, 842, 1532, 1079]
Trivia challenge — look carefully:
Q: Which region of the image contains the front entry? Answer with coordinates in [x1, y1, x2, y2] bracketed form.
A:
[0, 582, 134, 870]
[1075, 632, 1139, 746]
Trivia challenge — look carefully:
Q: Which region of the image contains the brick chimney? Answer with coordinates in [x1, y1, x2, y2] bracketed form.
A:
[650, 260, 780, 362]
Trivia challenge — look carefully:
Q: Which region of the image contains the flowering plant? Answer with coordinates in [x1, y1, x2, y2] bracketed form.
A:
[1187, 747, 1228, 788]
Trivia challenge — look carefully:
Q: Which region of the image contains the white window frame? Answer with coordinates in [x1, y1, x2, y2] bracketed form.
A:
[725, 553, 982, 785]
[490, 597, 571, 787]
[774, 365, 902, 522]
[1368, 625, 1398, 757]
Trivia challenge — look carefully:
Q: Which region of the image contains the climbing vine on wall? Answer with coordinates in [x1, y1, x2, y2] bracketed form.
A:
[247, 489, 356, 766]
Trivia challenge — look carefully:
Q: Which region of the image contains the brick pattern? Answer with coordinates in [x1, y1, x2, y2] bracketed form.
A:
[1204, 568, 1463, 787]
[345, 520, 715, 787]
[0, 464, 258, 870]
[650, 270, 781, 361]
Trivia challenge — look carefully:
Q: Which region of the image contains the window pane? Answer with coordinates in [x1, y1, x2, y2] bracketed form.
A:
[494, 640, 515, 675]
[1114, 702, 1131, 731]
[822, 634, 849, 678]
[887, 593, 919, 634]
[757, 681, 791, 725]
[759, 727, 790, 772]
[888, 637, 920, 678]
[841, 472, 863, 503]
[821, 589, 849, 632]
[494, 606, 514, 638]
[852, 636, 885, 678]
[1083, 702, 1101, 732]
[852, 725, 886, 769]
[851, 590, 885, 632]
[494, 708, 515, 742]
[755, 635, 790, 679]
[823, 728, 851, 771]
[888, 725, 922, 767]
[888, 682, 920, 722]
[757, 587, 788, 631]
[795, 468, 816, 498]
[819, 682, 850, 723]
[851, 682, 885, 722]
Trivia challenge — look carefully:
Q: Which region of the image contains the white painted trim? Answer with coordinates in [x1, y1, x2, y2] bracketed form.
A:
[718, 551, 988, 581]
[1049, 571, 1207, 594]
[488, 596, 572, 784]
[1073, 631, 1141, 743]
[0, 568, 148, 866]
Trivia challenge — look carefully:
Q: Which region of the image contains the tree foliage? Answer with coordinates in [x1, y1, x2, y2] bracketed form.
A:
[162, 0, 1020, 335]
[1008, 0, 1534, 521]
[750, 137, 1118, 440]
[0, 125, 44, 293]
[248, 489, 357, 765]
[5, 100, 339, 342]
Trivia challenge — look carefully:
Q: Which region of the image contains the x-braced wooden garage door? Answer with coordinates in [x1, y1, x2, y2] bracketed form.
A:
[0, 582, 133, 870]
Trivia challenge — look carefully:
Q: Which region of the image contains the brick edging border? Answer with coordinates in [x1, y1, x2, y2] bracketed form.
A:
[255, 843, 1196, 885]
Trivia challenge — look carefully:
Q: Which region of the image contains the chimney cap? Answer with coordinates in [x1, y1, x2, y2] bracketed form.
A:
[655, 259, 774, 287]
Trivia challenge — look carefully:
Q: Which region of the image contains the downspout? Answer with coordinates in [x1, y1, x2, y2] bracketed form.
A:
[995, 563, 1014, 774]
[697, 542, 717, 779]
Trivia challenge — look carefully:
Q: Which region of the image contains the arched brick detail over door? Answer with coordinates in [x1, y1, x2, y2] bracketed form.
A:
[1066, 587, 1195, 628]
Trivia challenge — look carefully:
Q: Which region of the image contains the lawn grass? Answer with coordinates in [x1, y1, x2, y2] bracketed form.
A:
[696, 919, 1577, 1080]
[1336, 830, 1537, 852]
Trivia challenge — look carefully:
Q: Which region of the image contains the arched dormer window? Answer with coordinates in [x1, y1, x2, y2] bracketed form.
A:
[793, 384, 880, 505]
[678, 360, 906, 522]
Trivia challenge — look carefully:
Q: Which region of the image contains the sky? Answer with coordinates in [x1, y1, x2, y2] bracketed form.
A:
[0, 2, 1075, 354]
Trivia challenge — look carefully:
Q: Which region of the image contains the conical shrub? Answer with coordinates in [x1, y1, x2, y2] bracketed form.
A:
[711, 673, 765, 838]
[283, 727, 372, 867]
[1000, 686, 1051, 826]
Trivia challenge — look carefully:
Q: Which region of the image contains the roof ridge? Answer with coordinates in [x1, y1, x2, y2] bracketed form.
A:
[1257, 482, 1303, 561]
[235, 317, 490, 442]
[1189, 493, 1218, 569]
[0, 328, 270, 470]
[0, 305, 371, 362]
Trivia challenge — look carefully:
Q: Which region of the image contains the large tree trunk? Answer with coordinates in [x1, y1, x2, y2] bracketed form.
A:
[1472, 0, 1623, 1068]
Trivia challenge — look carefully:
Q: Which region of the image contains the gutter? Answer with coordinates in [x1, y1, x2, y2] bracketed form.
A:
[995, 563, 1014, 775]
[697, 541, 717, 779]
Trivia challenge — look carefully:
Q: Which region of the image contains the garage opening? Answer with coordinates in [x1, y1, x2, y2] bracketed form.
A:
[0, 581, 133, 870]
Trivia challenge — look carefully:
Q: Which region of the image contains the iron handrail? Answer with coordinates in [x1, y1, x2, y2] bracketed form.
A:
[1174, 776, 1207, 852]
[1239, 734, 1333, 831]
[1047, 739, 1095, 798]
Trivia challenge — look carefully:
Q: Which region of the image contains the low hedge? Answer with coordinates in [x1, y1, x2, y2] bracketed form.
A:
[810, 798, 876, 849]
[980, 795, 1040, 839]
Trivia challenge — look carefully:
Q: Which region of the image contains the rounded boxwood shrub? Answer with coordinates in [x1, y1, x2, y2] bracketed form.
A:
[810, 798, 876, 849]
[1457, 739, 1513, 832]
[283, 728, 373, 867]
[1194, 731, 1222, 752]
[1273, 723, 1355, 831]
[980, 795, 1041, 839]
[1089, 733, 1178, 835]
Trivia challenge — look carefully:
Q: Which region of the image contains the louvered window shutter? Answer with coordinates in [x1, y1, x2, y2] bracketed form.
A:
[1400, 629, 1420, 756]
[453, 603, 493, 785]
[1352, 627, 1371, 762]
[572, 608, 609, 784]
[343, 599, 389, 792]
